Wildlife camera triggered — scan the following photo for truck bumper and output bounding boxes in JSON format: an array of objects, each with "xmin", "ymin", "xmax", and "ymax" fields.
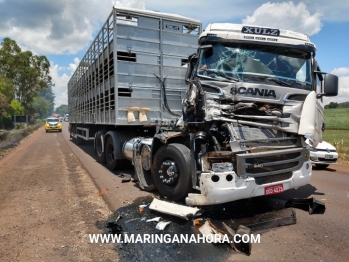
[{"xmin": 185, "ymin": 161, "xmax": 312, "ymax": 206}]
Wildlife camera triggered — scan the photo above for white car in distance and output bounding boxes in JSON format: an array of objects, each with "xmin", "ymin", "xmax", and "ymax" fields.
[{"xmin": 306, "ymin": 139, "xmax": 338, "ymax": 169}]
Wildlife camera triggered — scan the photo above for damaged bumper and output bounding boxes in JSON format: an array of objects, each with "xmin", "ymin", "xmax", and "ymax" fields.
[{"xmin": 186, "ymin": 161, "xmax": 312, "ymax": 206}]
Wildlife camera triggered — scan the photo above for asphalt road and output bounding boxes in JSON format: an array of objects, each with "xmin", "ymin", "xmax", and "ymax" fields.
[{"xmin": 2, "ymin": 122, "xmax": 348, "ymax": 261}]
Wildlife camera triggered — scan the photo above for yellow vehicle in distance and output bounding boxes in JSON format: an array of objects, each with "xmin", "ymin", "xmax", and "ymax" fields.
[{"xmin": 45, "ymin": 117, "xmax": 62, "ymax": 133}]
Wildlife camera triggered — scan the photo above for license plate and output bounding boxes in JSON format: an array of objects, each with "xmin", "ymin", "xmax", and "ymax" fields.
[
  {"xmin": 265, "ymin": 184, "xmax": 284, "ymax": 196},
  {"xmin": 325, "ymin": 154, "xmax": 333, "ymax": 159}
]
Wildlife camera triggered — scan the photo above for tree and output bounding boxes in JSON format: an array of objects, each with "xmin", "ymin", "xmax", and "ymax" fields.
[
  {"xmin": 328, "ymin": 102, "xmax": 339, "ymax": 109},
  {"xmin": 32, "ymin": 96, "xmax": 50, "ymax": 119},
  {"xmin": 0, "ymin": 76, "xmax": 15, "ymax": 117},
  {"xmin": 338, "ymin": 101, "xmax": 349, "ymax": 108},
  {"xmin": 55, "ymin": 104, "xmax": 68, "ymax": 116},
  {"xmin": 0, "ymin": 99, "xmax": 25, "ymax": 128},
  {"xmin": 0, "ymin": 38, "xmax": 53, "ymax": 111}
]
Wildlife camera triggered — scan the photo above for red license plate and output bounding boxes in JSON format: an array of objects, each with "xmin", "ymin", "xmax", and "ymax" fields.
[{"xmin": 264, "ymin": 184, "xmax": 284, "ymax": 195}]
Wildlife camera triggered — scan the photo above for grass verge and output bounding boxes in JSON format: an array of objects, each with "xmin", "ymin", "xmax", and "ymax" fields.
[
  {"xmin": 0, "ymin": 122, "xmax": 43, "ymax": 159},
  {"xmin": 323, "ymin": 129, "xmax": 349, "ymax": 165}
]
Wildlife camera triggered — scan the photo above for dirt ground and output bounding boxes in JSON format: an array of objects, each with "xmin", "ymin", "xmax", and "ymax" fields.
[{"xmin": 0, "ymin": 128, "xmax": 118, "ymax": 261}]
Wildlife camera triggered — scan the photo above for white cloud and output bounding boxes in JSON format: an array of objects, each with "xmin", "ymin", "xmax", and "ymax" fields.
[
  {"xmin": 331, "ymin": 67, "xmax": 349, "ymax": 77},
  {"xmin": 0, "ymin": 0, "xmax": 143, "ymax": 55},
  {"xmin": 49, "ymin": 64, "xmax": 68, "ymax": 108},
  {"xmin": 323, "ymin": 68, "xmax": 349, "ymax": 105},
  {"xmin": 242, "ymin": 2, "xmax": 322, "ymax": 36}
]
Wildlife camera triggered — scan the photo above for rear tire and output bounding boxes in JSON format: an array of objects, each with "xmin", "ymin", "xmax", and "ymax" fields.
[
  {"xmin": 105, "ymin": 136, "xmax": 126, "ymax": 171},
  {"xmin": 315, "ymin": 164, "xmax": 329, "ymax": 169},
  {"xmin": 151, "ymin": 143, "xmax": 192, "ymax": 201},
  {"xmin": 95, "ymin": 131, "xmax": 106, "ymax": 163}
]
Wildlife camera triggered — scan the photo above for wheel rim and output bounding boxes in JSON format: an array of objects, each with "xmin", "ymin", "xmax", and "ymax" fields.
[{"xmin": 158, "ymin": 159, "xmax": 179, "ymax": 187}]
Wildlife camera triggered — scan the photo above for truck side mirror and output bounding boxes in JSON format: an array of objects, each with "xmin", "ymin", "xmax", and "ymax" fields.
[
  {"xmin": 323, "ymin": 74, "xmax": 338, "ymax": 97},
  {"xmin": 185, "ymin": 54, "xmax": 198, "ymax": 84}
]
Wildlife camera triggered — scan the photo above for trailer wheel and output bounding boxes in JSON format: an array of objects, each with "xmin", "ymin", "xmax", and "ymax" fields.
[
  {"xmin": 95, "ymin": 131, "xmax": 106, "ymax": 163},
  {"xmin": 151, "ymin": 143, "xmax": 192, "ymax": 201},
  {"xmin": 105, "ymin": 136, "xmax": 125, "ymax": 171}
]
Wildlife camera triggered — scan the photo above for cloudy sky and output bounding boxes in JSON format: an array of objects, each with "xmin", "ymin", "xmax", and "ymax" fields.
[{"xmin": 0, "ymin": 0, "xmax": 348, "ymax": 107}]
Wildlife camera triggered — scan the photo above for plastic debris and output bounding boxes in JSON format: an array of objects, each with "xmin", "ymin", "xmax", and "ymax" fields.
[
  {"xmin": 222, "ymin": 222, "xmax": 252, "ymax": 256},
  {"xmin": 193, "ymin": 218, "xmax": 203, "ymax": 226},
  {"xmin": 156, "ymin": 221, "xmax": 171, "ymax": 230},
  {"xmin": 198, "ymin": 220, "xmax": 226, "ymax": 243},
  {"xmin": 146, "ymin": 217, "xmax": 161, "ymax": 222},
  {"xmin": 121, "ymin": 174, "xmax": 132, "ymax": 183},
  {"xmin": 149, "ymin": 198, "xmax": 202, "ymax": 220},
  {"xmin": 285, "ymin": 197, "xmax": 326, "ymax": 214}
]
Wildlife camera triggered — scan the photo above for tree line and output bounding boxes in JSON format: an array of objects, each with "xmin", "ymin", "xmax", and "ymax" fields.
[
  {"xmin": 325, "ymin": 102, "xmax": 349, "ymax": 109},
  {"xmin": 0, "ymin": 38, "xmax": 55, "ymax": 128}
]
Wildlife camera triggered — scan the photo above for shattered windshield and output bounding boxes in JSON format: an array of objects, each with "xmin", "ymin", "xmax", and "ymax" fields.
[{"xmin": 197, "ymin": 44, "xmax": 312, "ymax": 90}]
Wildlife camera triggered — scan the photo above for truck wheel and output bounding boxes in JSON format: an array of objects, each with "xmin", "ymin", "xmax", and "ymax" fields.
[
  {"xmin": 315, "ymin": 164, "xmax": 329, "ymax": 169},
  {"xmin": 151, "ymin": 144, "xmax": 192, "ymax": 201},
  {"xmin": 105, "ymin": 136, "xmax": 125, "ymax": 171},
  {"xmin": 95, "ymin": 131, "xmax": 106, "ymax": 163}
]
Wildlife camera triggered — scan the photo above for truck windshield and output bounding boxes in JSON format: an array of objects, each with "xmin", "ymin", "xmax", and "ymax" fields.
[{"xmin": 197, "ymin": 44, "xmax": 312, "ymax": 90}]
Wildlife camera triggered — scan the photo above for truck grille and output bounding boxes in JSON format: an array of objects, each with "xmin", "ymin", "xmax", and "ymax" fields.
[
  {"xmin": 236, "ymin": 148, "xmax": 305, "ymax": 179},
  {"xmin": 254, "ymin": 172, "xmax": 293, "ymax": 185}
]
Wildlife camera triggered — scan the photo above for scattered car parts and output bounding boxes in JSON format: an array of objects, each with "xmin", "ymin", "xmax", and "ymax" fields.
[
  {"xmin": 285, "ymin": 198, "xmax": 326, "ymax": 214},
  {"xmin": 149, "ymin": 198, "xmax": 202, "ymax": 220}
]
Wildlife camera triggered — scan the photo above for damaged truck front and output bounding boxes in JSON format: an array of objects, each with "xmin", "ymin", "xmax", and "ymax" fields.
[
  {"xmin": 181, "ymin": 24, "xmax": 338, "ymax": 205},
  {"xmin": 68, "ymin": 7, "xmax": 338, "ymax": 206}
]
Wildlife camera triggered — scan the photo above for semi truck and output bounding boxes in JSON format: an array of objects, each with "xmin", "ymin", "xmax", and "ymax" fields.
[{"xmin": 68, "ymin": 6, "xmax": 338, "ymax": 206}]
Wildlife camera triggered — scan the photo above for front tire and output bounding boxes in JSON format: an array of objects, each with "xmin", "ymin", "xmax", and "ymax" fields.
[{"xmin": 151, "ymin": 144, "xmax": 192, "ymax": 201}]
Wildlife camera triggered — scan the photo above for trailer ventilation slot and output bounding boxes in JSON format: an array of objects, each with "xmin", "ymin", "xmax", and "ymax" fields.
[
  {"xmin": 118, "ymin": 88, "xmax": 132, "ymax": 97},
  {"xmin": 116, "ymin": 15, "xmax": 139, "ymax": 26},
  {"xmin": 117, "ymin": 51, "xmax": 136, "ymax": 62}
]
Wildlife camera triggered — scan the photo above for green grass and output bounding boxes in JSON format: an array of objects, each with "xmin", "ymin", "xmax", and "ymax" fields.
[
  {"xmin": 324, "ymin": 108, "xmax": 349, "ymax": 130},
  {"xmin": 323, "ymin": 129, "xmax": 349, "ymax": 164}
]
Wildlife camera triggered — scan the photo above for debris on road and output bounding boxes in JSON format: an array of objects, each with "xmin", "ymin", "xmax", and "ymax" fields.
[
  {"xmin": 149, "ymin": 198, "xmax": 202, "ymax": 220},
  {"xmin": 146, "ymin": 217, "xmax": 161, "ymax": 222},
  {"xmin": 193, "ymin": 218, "xmax": 203, "ymax": 226},
  {"xmin": 222, "ymin": 222, "xmax": 252, "ymax": 256},
  {"xmin": 121, "ymin": 174, "xmax": 132, "ymax": 183},
  {"xmin": 155, "ymin": 221, "xmax": 171, "ymax": 230},
  {"xmin": 285, "ymin": 198, "xmax": 326, "ymax": 214},
  {"xmin": 198, "ymin": 220, "xmax": 226, "ymax": 243},
  {"xmin": 241, "ymin": 208, "xmax": 297, "ymax": 231},
  {"xmin": 139, "ymin": 204, "xmax": 148, "ymax": 213}
]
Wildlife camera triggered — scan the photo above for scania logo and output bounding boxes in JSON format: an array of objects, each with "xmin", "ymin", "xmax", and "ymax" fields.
[
  {"xmin": 230, "ymin": 87, "xmax": 276, "ymax": 98},
  {"xmin": 242, "ymin": 26, "xmax": 280, "ymax": 36}
]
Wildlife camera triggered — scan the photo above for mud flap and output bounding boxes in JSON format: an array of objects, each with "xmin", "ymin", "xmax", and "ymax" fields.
[
  {"xmin": 298, "ymin": 91, "xmax": 324, "ymax": 147},
  {"xmin": 285, "ymin": 198, "xmax": 326, "ymax": 214}
]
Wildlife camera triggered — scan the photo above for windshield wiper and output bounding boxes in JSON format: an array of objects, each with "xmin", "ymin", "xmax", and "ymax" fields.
[{"xmin": 201, "ymin": 69, "xmax": 239, "ymax": 82}]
